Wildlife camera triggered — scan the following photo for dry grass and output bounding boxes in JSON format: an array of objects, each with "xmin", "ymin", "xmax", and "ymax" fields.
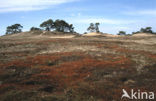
[{"xmin": 0, "ymin": 33, "xmax": 156, "ymax": 101}]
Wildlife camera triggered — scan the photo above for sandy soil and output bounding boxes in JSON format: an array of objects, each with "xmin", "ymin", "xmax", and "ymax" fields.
[
  {"xmin": 82, "ymin": 32, "xmax": 103, "ymax": 36},
  {"xmin": 132, "ymin": 33, "xmax": 155, "ymax": 37},
  {"xmin": 83, "ymin": 32, "xmax": 120, "ymax": 37}
]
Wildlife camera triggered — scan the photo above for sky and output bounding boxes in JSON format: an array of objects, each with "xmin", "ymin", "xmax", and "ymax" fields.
[{"xmin": 0, "ymin": 0, "xmax": 156, "ymax": 35}]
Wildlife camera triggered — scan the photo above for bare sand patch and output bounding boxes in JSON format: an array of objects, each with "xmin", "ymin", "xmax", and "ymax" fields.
[
  {"xmin": 132, "ymin": 33, "xmax": 155, "ymax": 37},
  {"xmin": 103, "ymin": 33, "xmax": 119, "ymax": 37},
  {"xmin": 82, "ymin": 32, "xmax": 120, "ymax": 37},
  {"xmin": 49, "ymin": 35, "xmax": 75, "ymax": 38},
  {"xmin": 82, "ymin": 32, "xmax": 103, "ymax": 36}
]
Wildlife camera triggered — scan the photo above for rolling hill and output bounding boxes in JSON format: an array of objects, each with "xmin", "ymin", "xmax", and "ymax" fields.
[{"xmin": 0, "ymin": 31, "xmax": 156, "ymax": 101}]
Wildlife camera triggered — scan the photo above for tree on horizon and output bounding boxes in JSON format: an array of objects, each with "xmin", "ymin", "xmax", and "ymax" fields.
[
  {"xmin": 40, "ymin": 19, "xmax": 54, "ymax": 31},
  {"xmin": 132, "ymin": 27, "xmax": 155, "ymax": 34},
  {"xmin": 30, "ymin": 27, "xmax": 41, "ymax": 31},
  {"xmin": 140, "ymin": 27, "xmax": 153, "ymax": 33},
  {"xmin": 95, "ymin": 22, "xmax": 100, "ymax": 33},
  {"xmin": 40, "ymin": 19, "xmax": 75, "ymax": 33},
  {"xmin": 87, "ymin": 23, "xmax": 95, "ymax": 32},
  {"xmin": 6, "ymin": 24, "xmax": 23, "ymax": 35},
  {"xmin": 54, "ymin": 19, "xmax": 74, "ymax": 32},
  {"xmin": 87, "ymin": 23, "xmax": 100, "ymax": 33},
  {"xmin": 118, "ymin": 31, "xmax": 126, "ymax": 35}
]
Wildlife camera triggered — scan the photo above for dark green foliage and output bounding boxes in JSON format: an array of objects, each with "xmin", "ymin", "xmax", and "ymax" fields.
[
  {"xmin": 30, "ymin": 27, "xmax": 41, "ymax": 31},
  {"xmin": 117, "ymin": 31, "xmax": 126, "ymax": 35},
  {"xmin": 132, "ymin": 31, "xmax": 140, "ymax": 34},
  {"xmin": 95, "ymin": 22, "xmax": 100, "ymax": 33},
  {"xmin": 132, "ymin": 27, "xmax": 155, "ymax": 34},
  {"xmin": 40, "ymin": 19, "xmax": 75, "ymax": 33},
  {"xmin": 68, "ymin": 24, "xmax": 74, "ymax": 33},
  {"xmin": 140, "ymin": 27, "xmax": 153, "ymax": 33},
  {"xmin": 6, "ymin": 24, "xmax": 23, "ymax": 35},
  {"xmin": 40, "ymin": 19, "xmax": 54, "ymax": 31},
  {"xmin": 87, "ymin": 23, "xmax": 95, "ymax": 32},
  {"xmin": 87, "ymin": 23, "xmax": 100, "ymax": 33},
  {"xmin": 54, "ymin": 19, "xmax": 74, "ymax": 32}
]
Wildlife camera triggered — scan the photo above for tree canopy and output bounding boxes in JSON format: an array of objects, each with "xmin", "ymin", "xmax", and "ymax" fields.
[
  {"xmin": 87, "ymin": 23, "xmax": 95, "ymax": 32},
  {"xmin": 140, "ymin": 27, "xmax": 153, "ymax": 33},
  {"xmin": 87, "ymin": 23, "xmax": 100, "ymax": 33},
  {"xmin": 30, "ymin": 27, "xmax": 41, "ymax": 31},
  {"xmin": 54, "ymin": 20, "xmax": 74, "ymax": 32},
  {"xmin": 6, "ymin": 24, "xmax": 23, "ymax": 34},
  {"xmin": 95, "ymin": 23, "xmax": 100, "ymax": 33},
  {"xmin": 132, "ymin": 27, "xmax": 155, "ymax": 34},
  {"xmin": 118, "ymin": 31, "xmax": 126, "ymax": 35},
  {"xmin": 40, "ymin": 19, "xmax": 74, "ymax": 33},
  {"xmin": 40, "ymin": 19, "xmax": 54, "ymax": 31}
]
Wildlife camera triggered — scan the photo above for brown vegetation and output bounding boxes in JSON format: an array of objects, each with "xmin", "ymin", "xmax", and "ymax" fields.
[{"xmin": 0, "ymin": 34, "xmax": 156, "ymax": 101}]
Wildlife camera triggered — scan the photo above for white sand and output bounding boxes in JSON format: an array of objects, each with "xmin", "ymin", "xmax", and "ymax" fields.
[
  {"xmin": 132, "ymin": 33, "xmax": 155, "ymax": 37},
  {"xmin": 83, "ymin": 32, "xmax": 120, "ymax": 37},
  {"xmin": 82, "ymin": 32, "xmax": 102, "ymax": 36}
]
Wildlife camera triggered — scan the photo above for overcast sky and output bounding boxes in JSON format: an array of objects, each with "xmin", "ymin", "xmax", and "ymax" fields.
[{"xmin": 0, "ymin": 0, "xmax": 156, "ymax": 35}]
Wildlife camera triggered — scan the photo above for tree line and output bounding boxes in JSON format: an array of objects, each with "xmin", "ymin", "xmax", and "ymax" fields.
[
  {"xmin": 5, "ymin": 19, "xmax": 74, "ymax": 34},
  {"xmin": 5, "ymin": 19, "xmax": 156, "ymax": 35},
  {"xmin": 117, "ymin": 27, "xmax": 156, "ymax": 35}
]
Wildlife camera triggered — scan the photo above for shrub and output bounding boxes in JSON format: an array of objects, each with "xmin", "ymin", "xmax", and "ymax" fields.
[{"xmin": 117, "ymin": 31, "xmax": 126, "ymax": 35}]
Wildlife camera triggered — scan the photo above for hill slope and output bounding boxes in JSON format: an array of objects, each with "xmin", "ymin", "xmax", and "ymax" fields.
[{"xmin": 0, "ymin": 32, "xmax": 156, "ymax": 101}]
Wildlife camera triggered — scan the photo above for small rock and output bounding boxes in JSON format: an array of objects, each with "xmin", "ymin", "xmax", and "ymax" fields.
[{"xmin": 124, "ymin": 79, "xmax": 135, "ymax": 85}]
